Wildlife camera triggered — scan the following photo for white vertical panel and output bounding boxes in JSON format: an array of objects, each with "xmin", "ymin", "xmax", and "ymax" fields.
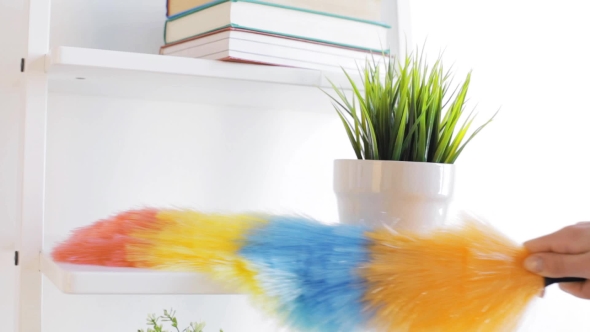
[
  {"xmin": 15, "ymin": 77, "xmax": 48, "ymax": 332},
  {"xmin": 1, "ymin": 0, "xmax": 26, "ymax": 330},
  {"xmin": 383, "ymin": 0, "xmax": 413, "ymax": 57},
  {"xmin": 15, "ymin": 0, "xmax": 50, "ymax": 330}
]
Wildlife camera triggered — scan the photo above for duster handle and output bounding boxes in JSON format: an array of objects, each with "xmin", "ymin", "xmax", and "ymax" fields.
[{"xmin": 544, "ymin": 277, "xmax": 586, "ymax": 287}]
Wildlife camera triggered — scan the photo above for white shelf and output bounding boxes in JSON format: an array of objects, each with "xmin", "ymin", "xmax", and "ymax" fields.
[
  {"xmin": 40, "ymin": 253, "xmax": 241, "ymax": 295},
  {"xmin": 45, "ymin": 46, "xmax": 358, "ymax": 109}
]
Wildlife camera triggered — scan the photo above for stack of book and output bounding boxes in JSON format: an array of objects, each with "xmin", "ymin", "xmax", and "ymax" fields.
[{"xmin": 159, "ymin": 0, "xmax": 390, "ymax": 72}]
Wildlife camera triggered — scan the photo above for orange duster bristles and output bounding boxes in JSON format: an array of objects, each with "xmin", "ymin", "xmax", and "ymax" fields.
[
  {"xmin": 51, "ymin": 208, "xmax": 162, "ymax": 267},
  {"xmin": 362, "ymin": 214, "xmax": 544, "ymax": 332}
]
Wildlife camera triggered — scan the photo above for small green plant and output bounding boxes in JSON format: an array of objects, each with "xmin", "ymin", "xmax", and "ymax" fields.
[
  {"xmin": 138, "ymin": 308, "xmax": 223, "ymax": 332},
  {"xmin": 325, "ymin": 47, "xmax": 497, "ymax": 163}
]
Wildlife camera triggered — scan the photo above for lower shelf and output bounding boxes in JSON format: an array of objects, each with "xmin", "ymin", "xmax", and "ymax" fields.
[{"xmin": 40, "ymin": 253, "xmax": 241, "ymax": 294}]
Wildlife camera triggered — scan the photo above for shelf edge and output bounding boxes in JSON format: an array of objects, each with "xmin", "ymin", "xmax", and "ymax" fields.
[
  {"xmin": 47, "ymin": 46, "xmax": 324, "ymax": 87},
  {"xmin": 40, "ymin": 253, "xmax": 243, "ymax": 295}
]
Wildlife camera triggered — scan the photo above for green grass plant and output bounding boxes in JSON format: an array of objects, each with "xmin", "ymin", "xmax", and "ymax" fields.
[
  {"xmin": 325, "ymin": 48, "xmax": 497, "ymax": 163},
  {"xmin": 138, "ymin": 308, "xmax": 223, "ymax": 332}
]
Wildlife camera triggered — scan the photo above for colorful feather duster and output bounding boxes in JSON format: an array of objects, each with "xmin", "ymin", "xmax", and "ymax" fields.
[{"xmin": 52, "ymin": 208, "xmax": 548, "ymax": 332}]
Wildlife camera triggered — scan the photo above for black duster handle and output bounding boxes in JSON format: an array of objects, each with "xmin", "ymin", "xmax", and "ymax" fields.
[{"xmin": 544, "ymin": 277, "xmax": 586, "ymax": 287}]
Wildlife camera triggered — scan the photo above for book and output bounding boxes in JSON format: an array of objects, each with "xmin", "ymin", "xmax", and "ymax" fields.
[
  {"xmin": 160, "ymin": 27, "xmax": 387, "ymax": 72},
  {"xmin": 202, "ymin": 52, "xmax": 358, "ymax": 72},
  {"xmin": 166, "ymin": 0, "xmax": 383, "ymax": 22},
  {"xmin": 164, "ymin": 0, "xmax": 390, "ymax": 53}
]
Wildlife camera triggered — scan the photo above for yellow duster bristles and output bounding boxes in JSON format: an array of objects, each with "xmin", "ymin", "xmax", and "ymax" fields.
[
  {"xmin": 362, "ymin": 215, "xmax": 544, "ymax": 332},
  {"xmin": 125, "ymin": 209, "xmax": 268, "ymax": 296}
]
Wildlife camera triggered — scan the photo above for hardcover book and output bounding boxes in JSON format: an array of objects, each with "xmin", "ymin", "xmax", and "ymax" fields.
[
  {"xmin": 160, "ymin": 27, "xmax": 388, "ymax": 72},
  {"xmin": 166, "ymin": 0, "xmax": 383, "ymax": 22},
  {"xmin": 164, "ymin": 0, "xmax": 390, "ymax": 53}
]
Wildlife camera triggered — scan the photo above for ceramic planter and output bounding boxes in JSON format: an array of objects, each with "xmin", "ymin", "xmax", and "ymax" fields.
[{"xmin": 333, "ymin": 159, "xmax": 455, "ymax": 233}]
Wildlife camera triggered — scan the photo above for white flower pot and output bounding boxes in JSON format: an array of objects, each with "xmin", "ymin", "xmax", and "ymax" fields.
[{"xmin": 333, "ymin": 159, "xmax": 455, "ymax": 233}]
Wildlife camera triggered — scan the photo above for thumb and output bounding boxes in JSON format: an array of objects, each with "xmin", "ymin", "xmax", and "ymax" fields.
[{"xmin": 524, "ymin": 252, "xmax": 590, "ymax": 278}]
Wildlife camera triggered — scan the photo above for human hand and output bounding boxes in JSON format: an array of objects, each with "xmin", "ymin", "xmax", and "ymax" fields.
[{"xmin": 524, "ymin": 222, "xmax": 590, "ymax": 299}]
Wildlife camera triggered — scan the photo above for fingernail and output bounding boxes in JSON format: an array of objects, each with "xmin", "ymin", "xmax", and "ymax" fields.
[{"xmin": 525, "ymin": 256, "xmax": 543, "ymax": 273}]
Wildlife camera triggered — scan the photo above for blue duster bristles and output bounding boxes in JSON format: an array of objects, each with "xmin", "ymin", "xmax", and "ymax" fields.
[{"xmin": 239, "ymin": 215, "xmax": 372, "ymax": 331}]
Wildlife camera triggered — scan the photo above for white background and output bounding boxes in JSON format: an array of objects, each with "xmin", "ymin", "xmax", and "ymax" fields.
[{"xmin": 2, "ymin": 0, "xmax": 590, "ymax": 331}]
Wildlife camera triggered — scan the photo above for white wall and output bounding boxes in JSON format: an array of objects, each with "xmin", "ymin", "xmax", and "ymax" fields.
[
  {"xmin": 409, "ymin": 0, "xmax": 590, "ymax": 330},
  {"xmin": 3, "ymin": 0, "xmax": 590, "ymax": 331}
]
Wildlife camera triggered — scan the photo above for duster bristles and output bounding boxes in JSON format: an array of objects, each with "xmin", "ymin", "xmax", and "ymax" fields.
[
  {"xmin": 363, "ymin": 217, "xmax": 544, "ymax": 332},
  {"xmin": 239, "ymin": 216, "xmax": 372, "ymax": 331},
  {"xmin": 52, "ymin": 209, "xmax": 546, "ymax": 332},
  {"xmin": 51, "ymin": 208, "xmax": 161, "ymax": 267}
]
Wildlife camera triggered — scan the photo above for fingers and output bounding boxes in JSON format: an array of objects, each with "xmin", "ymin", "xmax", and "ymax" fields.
[
  {"xmin": 559, "ymin": 281, "xmax": 590, "ymax": 300},
  {"xmin": 524, "ymin": 223, "xmax": 590, "ymax": 299},
  {"xmin": 524, "ymin": 223, "xmax": 590, "ymax": 254},
  {"xmin": 524, "ymin": 252, "xmax": 590, "ymax": 278}
]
